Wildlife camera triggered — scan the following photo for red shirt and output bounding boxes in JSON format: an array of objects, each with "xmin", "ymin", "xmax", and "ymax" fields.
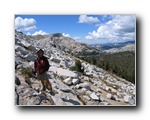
[{"xmin": 34, "ymin": 56, "xmax": 50, "ymax": 74}]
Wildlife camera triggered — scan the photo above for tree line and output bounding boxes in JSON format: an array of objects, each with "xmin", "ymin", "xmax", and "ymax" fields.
[{"xmin": 79, "ymin": 51, "xmax": 135, "ymax": 84}]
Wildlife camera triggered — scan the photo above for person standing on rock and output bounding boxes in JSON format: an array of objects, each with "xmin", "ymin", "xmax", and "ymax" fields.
[{"xmin": 34, "ymin": 49, "xmax": 52, "ymax": 92}]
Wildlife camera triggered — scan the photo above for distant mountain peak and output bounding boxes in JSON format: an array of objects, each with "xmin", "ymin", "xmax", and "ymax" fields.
[
  {"xmin": 91, "ymin": 40, "xmax": 135, "ymax": 53},
  {"xmin": 52, "ymin": 33, "xmax": 63, "ymax": 37}
]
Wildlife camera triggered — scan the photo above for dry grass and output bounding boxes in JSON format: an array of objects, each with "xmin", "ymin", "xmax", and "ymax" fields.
[{"xmin": 20, "ymin": 67, "xmax": 32, "ymax": 77}]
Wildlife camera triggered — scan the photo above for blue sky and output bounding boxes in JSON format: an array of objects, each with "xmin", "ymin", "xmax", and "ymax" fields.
[{"xmin": 15, "ymin": 15, "xmax": 135, "ymax": 44}]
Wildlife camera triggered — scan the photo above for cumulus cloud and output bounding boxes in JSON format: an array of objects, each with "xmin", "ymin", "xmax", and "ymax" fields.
[
  {"xmin": 85, "ymin": 15, "xmax": 135, "ymax": 41},
  {"xmin": 62, "ymin": 33, "xmax": 70, "ymax": 37},
  {"xmin": 15, "ymin": 17, "xmax": 37, "ymax": 31},
  {"xmin": 32, "ymin": 30, "xmax": 48, "ymax": 36},
  {"xmin": 74, "ymin": 36, "xmax": 81, "ymax": 40},
  {"xmin": 78, "ymin": 15, "xmax": 100, "ymax": 24},
  {"xmin": 26, "ymin": 32, "xmax": 31, "ymax": 35}
]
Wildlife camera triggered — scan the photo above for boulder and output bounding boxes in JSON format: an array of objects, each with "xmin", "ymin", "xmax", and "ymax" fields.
[
  {"xmin": 24, "ymin": 54, "xmax": 36, "ymax": 61},
  {"xmin": 28, "ymin": 45, "xmax": 36, "ymax": 52},
  {"xmin": 90, "ymin": 92, "xmax": 100, "ymax": 101},
  {"xmin": 50, "ymin": 56, "xmax": 61, "ymax": 63},
  {"xmin": 99, "ymin": 74, "xmax": 105, "ymax": 80},
  {"xmin": 63, "ymin": 77, "xmax": 72, "ymax": 85},
  {"xmin": 20, "ymin": 40, "xmax": 30, "ymax": 47},
  {"xmin": 83, "ymin": 95, "xmax": 91, "ymax": 101},
  {"xmin": 106, "ymin": 93, "xmax": 117, "ymax": 101},
  {"xmin": 60, "ymin": 87, "xmax": 72, "ymax": 92},
  {"xmin": 78, "ymin": 82, "xmax": 91, "ymax": 90},
  {"xmin": 105, "ymin": 86, "xmax": 111, "ymax": 91},
  {"xmin": 51, "ymin": 94, "xmax": 65, "ymax": 105},
  {"xmin": 15, "ymin": 45, "xmax": 29, "ymax": 55},
  {"xmin": 85, "ymin": 72, "xmax": 93, "ymax": 77},
  {"xmin": 72, "ymin": 78, "xmax": 80, "ymax": 85},
  {"xmin": 124, "ymin": 95, "xmax": 135, "ymax": 105},
  {"xmin": 59, "ymin": 60, "xmax": 69, "ymax": 69},
  {"xmin": 29, "ymin": 61, "xmax": 34, "ymax": 69},
  {"xmin": 56, "ymin": 68, "xmax": 78, "ymax": 78},
  {"xmin": 59, "ymin": 90, "xmax": 83, "ymax": 105},
  {"xmin": 107, "ymin": 93, "xmax": 112, "ymax": 99}
]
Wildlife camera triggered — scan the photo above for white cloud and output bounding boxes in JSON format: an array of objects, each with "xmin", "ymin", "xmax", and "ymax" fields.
[
  {"xmin": 62, "ymin": 33, "xmax": 70, "ymax": 37},
  {"xmin": 32, "ymin": 30, "xmax": 48, "ymax": 36},
  {"xmin": 74, "ymin": 36, "xmax": 81, "ymax": 40},
  {"xmin": 78, "ymin": 15, "xmax": 100, "ymax": 24},
  {"xmin": 85, "ymin": 15, "xmax": 135, "ymax": 42},
  {"xmin": 26, "ymin": 32, "xmax": 31, "ymax": 35},
  {"xmin": 15, "ymin": 17, "xmax": 37, "ymax": 31},
  {"xmin": 85, "ymin": 35, "xmax": 93, "ymax": 40}
]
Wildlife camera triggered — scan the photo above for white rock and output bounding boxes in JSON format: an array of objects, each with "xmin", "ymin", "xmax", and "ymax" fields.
[
  {"xmin": 86, "ymin": 90, "xmax": 93, "ymax": 95},
  {"xmin": 60, "ymin": 92, "xmax": 82, "ymax": 105},
  {"xmin": 24, "ymin": 54, "xmax": 36, "ymax": 61},
  {"xmin": 95, "ymin": 67, "xmax": 100, "ymax": 72},
  {"xmin": 113, "ymin": 95, "xmax": 118, "ymax": 101},
  {"xmin": 111, "ymin": 88, "xmax": 117, "ymax": 93},
  {"xmin": 90, "ymin": 92, "xmax": 99, "ymax": 100},
  {"xmin": 105, "ymin": 86, "xmax": 111, "ymax": 91},
  {"xmin": 63, "ymin": 77, "xmax": 72, "ymax": 85},
  {"xmin": 60, "ymin": 87, "xmax": 71, "ymax": 92},
  {"xmin": 15, "ymin": 45, "xmax": 29, "ymax": 55},
  {"xmin": 83, "ymin": 76, "xmax": 90, "ymax": 81},
  {"xmin": 97, "ymin": 81, "xmax": 103, "ymax": 87},
  {"xmin": 100, "ymin": 102, "xmax": 110, "ymax": 105},
  {"xmin": 74, "ymin": 84, "xmax": 80, "ymax": 89},
  {"xmin": 29, "ymin": 61, "xmax": 34, "ymax": 69},
  {"xmin": 106, "ymin": 93, "xmax": 116, "ymax": 101},
  {"xmin": 72, "ymin": 78, "xmax": 80, "ymax": 85},
  {"xmin": 21, "ymin": 40, "xmax": 31, "ymax": 47},
  {"xmin": 28, "ymin": 45, "xmax": 36, "ymax": 52},
  {"xmin": 107, "ymin": 93, "xmax": 112, "ymax": 99},
  {"xmin": 85, "ymin": 72, "xmax": 93, "ymax": 77},
  {"xmin": 51, "ymin": 94, "xmax": 65, "ymax": 105},
  {"xmin": 117, "ymin": 92, "xmax": 122, "ymax": 98},
  {"xmin": 59, "ymin": 60, "xmax": 69, "ymax": 69},
  {"xmin": 124, "ymin": 95, "xmax": 135, "ymax": 105},
  {"xmin": 56, "ymin": 68, "xmax": 78, "ymax": 78},
  {"xmin": 27, "ymin": 96, "xmax": 41, "ymax": 105},
  {"xmin": 99, "ymin": 74, "xmax": 105, "ymax": 80},
  {"xmin": 83, "ymin": 95, "xmax": 91, "ymax": 101},
  {"xmin": 78, "ymin": 82, "xmax": 91, "ymax": 90},
  {"xmin": 50, "ymin": 56, "xmax": 61, "ymax": 63}
]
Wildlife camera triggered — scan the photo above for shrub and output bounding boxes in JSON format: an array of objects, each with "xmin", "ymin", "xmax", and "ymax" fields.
[
  {"xmin": 70, "ymin": 60, "xmax": 84, "ymax": 73},
  {"xmin": 20, "ymin": 67, "xmax": 32, "ymax": 77}
]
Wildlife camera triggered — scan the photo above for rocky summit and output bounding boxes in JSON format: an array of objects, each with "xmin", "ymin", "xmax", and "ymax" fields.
[{"xmin": 15, "ymin": 31, "xmax": 136, "ymax": 106}]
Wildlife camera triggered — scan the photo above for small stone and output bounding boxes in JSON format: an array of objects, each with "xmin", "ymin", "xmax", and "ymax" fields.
[{"xmin": 90, "ymin": 92, "xmax": 99, "ymax": 101}]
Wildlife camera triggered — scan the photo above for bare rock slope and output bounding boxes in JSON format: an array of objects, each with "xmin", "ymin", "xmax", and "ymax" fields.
[{"xmin": 15, "ymin": 31, "xmax": 135, "ymax": 106}]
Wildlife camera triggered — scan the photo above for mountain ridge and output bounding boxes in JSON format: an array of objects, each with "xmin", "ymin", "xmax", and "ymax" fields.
[
  {"xmin": 20, "ymin": 31, "xmax": 101, "ymax": 56},
  {"xmin": 91, "ymin": 40, "xmax": 135, "ymax": 53}
]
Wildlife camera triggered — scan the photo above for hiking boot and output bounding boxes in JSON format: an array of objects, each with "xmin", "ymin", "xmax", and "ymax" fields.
[
  {"xmin": 50, "ymin": 87, "xmax": 52, "ymax": 92},
  {"xmin": 42, "ymin": 86, "xmax": 46, "ymax": 91},
  {"xmin": 49, "ymin": 90, "xmax": 55, "ymax": 96}
]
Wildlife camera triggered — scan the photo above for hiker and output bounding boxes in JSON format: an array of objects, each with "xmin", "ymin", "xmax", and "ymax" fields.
[{"xmin": 34, "ymin": 49, "xmax": 52, "ymax": 91}]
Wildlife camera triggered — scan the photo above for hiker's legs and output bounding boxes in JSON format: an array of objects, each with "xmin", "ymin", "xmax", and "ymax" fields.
[
  {"xmin": 41, "ymin": 79, "xmax": 52, "ymax": 91},
  {"xmin": 41, "ymin": 80, "xmax": 46, "ymax": 91},
  {"xmin": 37, "ymin": 72, "xmax": 47, "ymax": 91},
  {"xmin": 37, "ymin": 72, "xmax": 52, "ymax": 91},
  {"xmin": 46, "ymin": 80, "xmax": 52, "ymax": 91}
]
